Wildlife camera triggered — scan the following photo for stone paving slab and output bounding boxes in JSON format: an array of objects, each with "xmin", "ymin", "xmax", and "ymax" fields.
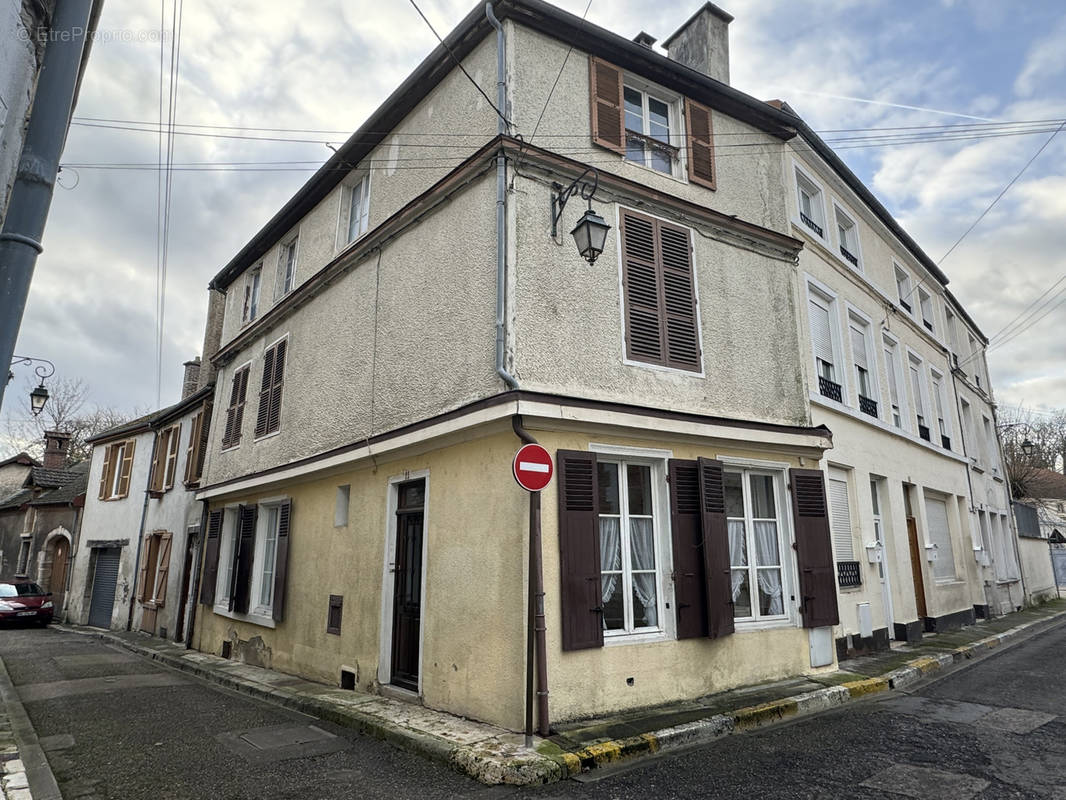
[{"xmin": 54, "ymin": 599, "xmax": 1066, "ymax": 786}]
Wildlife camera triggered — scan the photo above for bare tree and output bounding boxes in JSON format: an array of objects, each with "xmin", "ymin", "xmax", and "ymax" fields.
[
  {"xmin": 999, "ymin": 406, "xmax": 1066, "ymax": 499},
  {"xmin": 2, "ymin": 376, "xmax": 143, "ymax": 464}
]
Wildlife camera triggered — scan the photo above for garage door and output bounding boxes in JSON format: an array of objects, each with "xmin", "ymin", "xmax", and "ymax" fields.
[{"xmin": 87, "ymin": 548, "xmax": 121, "ymax": 628}]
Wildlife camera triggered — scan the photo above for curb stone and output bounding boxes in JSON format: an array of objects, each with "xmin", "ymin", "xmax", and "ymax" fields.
[{"xmin": 55, "ymin": 608, "xmax": 1066, "ymax": 786}]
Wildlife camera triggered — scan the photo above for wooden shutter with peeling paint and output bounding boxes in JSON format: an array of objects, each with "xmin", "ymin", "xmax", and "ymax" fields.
[
  {"xmin": 98, "ymin": 444, "xmax": 113, "ymax": 500},
  {"xmin": 136, "ymin": 532, "xmax": 151, "ymax": 602},
  {"xmin": 117, "ymin": 440, "xmax": 136, "ymax": 498},
  {"xmin": 789, "ymin": 468, "xmax": 840, "ymax": 628},
  {"xmin": 685, "ymin": 98, "xmax": 716, "ymax": 189},
  {"xmin": 557, "ymin": 450, "xmax": 604, "ymax": 651},
  {"xmin": 589, "ymin": 57, "xmax": 625, "ymax": 155},
  {"xmin": 200, "ymin": 510, "xmax": 223, "ymax": 605}
]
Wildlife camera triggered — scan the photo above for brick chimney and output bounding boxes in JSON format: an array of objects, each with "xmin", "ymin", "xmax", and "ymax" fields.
[
  {"xmin": 182, "ymin": 356, "xmax": 201, "ymax": 400},
  {"xmin": 43, "ymin": 431, "xmax": 72, "ymax": 469},
  {"xmin": 663, "ymin": 2, "xmax": 733, "ymax": 84}
]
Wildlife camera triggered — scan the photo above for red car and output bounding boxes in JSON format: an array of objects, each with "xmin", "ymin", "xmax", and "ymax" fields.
[{"xmin": 0, "ymin": 582, "xmax": 54, "ymax": 626}]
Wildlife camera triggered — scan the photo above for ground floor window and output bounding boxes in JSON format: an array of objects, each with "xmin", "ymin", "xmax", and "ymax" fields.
[
  {"xmin": 597, "ymin": 459, "xmax": 665, "ymax": 635},
  {"xmin": 137, "ymin": 531, "xmax": 172, "ymax": 605},
  {"xmin": 15, "ymin": 536, "xmax": 32, "ymax": 576},
  {"xmin": 212, "ymin": 499, "xmax": 290, "ymax": 623},
  {"xmin": 725, "ymin": 469, "xmax": 789, "ymax": 622}
]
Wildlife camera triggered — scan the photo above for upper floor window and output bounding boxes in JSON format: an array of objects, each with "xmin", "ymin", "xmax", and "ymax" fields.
[
  {"xmin": 619, "ymin": 210, "xmax": 701, "ymax": 373},
  {"xmin": 795, "ymin": 170, "xmax": 826, "ymax": 239},
  {"xmin": 241, "ymin": 266, "xmax": 261, "ymax": 325},
  {"xmin": 149, "ymin": 423, "xmax": 181, "ymax": 493},
  {"xmin": 834, "ymin": 205, "xmax": 860, "ymax": 269},
  {"xmin": 808, "ymin": 286, "xmax": 842, "ymax": 402},
  {"xmin": 254, "ymin": 337, "xmax": 288, "ymax": 439},
  {"xmin": 589, "ymin": 57, "xmax": 714, "ymax": 188},
  {"xmin": 275, "ymin": 236, "xmax": 298, "ymax": 300},
  {"xmin": 909, "ymin": 355, "xmax": 930, "ymax": 441},
  {"xmin": 848, "ymin": 316, "xmax": 877, "ymax": 417},
  {"xmin": 347, "ymin": 173, "xmax": 370, "ymax": 243},
  {"xmin": 883, "ymin": 335, "xmax": 905, "ymax": 428},
  {"xmin": 918, "ymin": 288, "xmax": 935, "ymax": 334},
  {"xmin": 931, "ymin": 371, "xmax": 951, "ymax": 450},
  {"xmin": 184, "ymin": 402, "xmax": 210, "ymax": 486},
  {"xmin": 894, "ymin": 265, "xmax": 912, "ymax": 313},
  {"xmin": 222, "ymin": 365, "xmax": 250, "ymax": 450},
  {"xmin": 98, "ymin": 439, "xmax": 136, "ymax": 501}
]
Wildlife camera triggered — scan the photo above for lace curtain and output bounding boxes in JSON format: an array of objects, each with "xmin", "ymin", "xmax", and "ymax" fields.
[
  {"xmin": 754, "ymin": 521, "xmax": 783, "ymax": 615},
  {"xmin": 630, "ymin": 518, "xmax": 657, "ymax": 627}
]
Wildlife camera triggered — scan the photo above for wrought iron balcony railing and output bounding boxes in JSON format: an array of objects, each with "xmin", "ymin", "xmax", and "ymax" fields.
[
  {"xmin": 818, "ymin": 375, "xmax": 842, "ymax": 402},
  {"xmin": 800, "ymin": 212, "xmax": 823, "ymax": 238},
  {"xmin": 858, "ymin": 395, "xmax": 878, "ymax": 417}
]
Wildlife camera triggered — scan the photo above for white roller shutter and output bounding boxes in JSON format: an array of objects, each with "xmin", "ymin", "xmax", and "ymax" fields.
[
  {"xmin": 809, "ymin": 296, "xmax": 834, "ymax": 374},
  {"xmin": 828, "ymin": 477, "xmax": 855, "ymax": 560},
  {"xmin": 924, "ymin": 497, "xmax": 955, "ymax": 579},
  {"xmin": 850, "ymin": 325, "xmax": 868, "ymax": 371}
]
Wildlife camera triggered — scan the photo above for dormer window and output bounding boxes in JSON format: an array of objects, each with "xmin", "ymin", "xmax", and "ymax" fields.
[
  {"xmin": 275, "ymin": 236, "xmax": 298, "ymax": 300},
  {"xmin": 895, "ymin": 266, "xmax": 912, "ymax": 313},
  {"xmin": 241, "ymin": 266, "xmax": 261, "ymax": 325},
  {"xmin": 795, "ymin": 169, "xmax": 825, "ymax": 238},
  {"xmin": 624, "ymin": 85, "xmax": 678, "ymax": 176},
  {"xmin": 918, "ymin": 288, "xmax": 935, "ymax": 334}
]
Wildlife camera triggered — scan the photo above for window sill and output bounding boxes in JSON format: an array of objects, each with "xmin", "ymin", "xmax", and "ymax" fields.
[
  {"xmin": 220, "ymin": 444, "xmax": 242, "ymax": 454},
  {"xmin": 791, "ymin": 217, "xmax": 830, "ymax": 249},
  {"xmin": 620, "ymin": 155, "xmax": 688, "ymax": 186},
  {"xmin": 253, "ymin": 429, "xmax": 283, "ymax": 444},
  {"xmin": 734, "ymin": 616, "xmax": 794, "ymax": 632},
  {"xmin": 604, "ymin": 629, "xmax": 669, "ymax": 647},
  {"xmin": 212, "ymin": 604, "xmax": 276, "ymax": 629},
  {"xmin": 933, "ymin": 578, "xmax": 963, "ymax": 586},
  {"xmin": 622, "ymin": 356, "xmax": 705, "ymax": 379}
]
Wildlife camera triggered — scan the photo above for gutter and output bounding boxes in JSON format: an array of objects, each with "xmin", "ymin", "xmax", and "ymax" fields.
[{"xmin": 487, "ymin": 3, "xmax": 519, "ymax": 390}]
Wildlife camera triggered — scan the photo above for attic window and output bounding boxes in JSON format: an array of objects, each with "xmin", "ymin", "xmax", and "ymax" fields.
[{"xmin": 624, "ymin": 84, "xmax": 681, "ymax": 176}]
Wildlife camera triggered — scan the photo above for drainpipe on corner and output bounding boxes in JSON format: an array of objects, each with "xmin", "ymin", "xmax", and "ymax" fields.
[
  {"xmin": 513, "ymin": 414, "xmax": 549, "ymax": 740},
  {"xmin": 126, "ymin": 434, "xmax": 160, "ymax": 631},
  {"xmin": 486, "ymin": 2, "xmax": 518, "ymax": 391}
]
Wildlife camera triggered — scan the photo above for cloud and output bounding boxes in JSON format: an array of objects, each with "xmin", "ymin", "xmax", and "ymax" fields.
[{"xmin": 1015, "ymin": 16, "xmax": 1066, "ymax": 96}]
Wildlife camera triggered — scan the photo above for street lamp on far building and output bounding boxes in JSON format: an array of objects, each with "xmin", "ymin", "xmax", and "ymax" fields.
[{"xmin": 8, "ymin": 355, "xmax": 55, "ymax": 416}]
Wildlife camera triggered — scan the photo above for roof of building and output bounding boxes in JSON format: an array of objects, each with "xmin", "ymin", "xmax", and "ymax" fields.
[
  {"xmin": 0, "ymin": 461, "xmax": 88, "ymax": 511},
  {"xmin": 87, "ymin": 384, "xmax": 213, "ymax": 446},
  {"xmin": 1025, "ymin": 468, "xmax": 1066, "ymax": 501},
  {"xmin": 0, "ymin": 453, "xmax": 39, "ymax": 469}
]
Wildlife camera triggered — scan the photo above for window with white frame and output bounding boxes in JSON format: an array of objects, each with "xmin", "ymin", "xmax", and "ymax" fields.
[
  {"xmin": 253, "ymin": 503, "xmax": 283, "ymax": 615},
  {"xmin": 835, "ymin": 206, "xmax": 860, "ymax": 268},
  {"xmin": 15, "ymin": 536, "xmax": 31, "ymax": 576},
  {"xmin": 597, "ymin": 459, "xmax": 665, "ymax": 635},
  {"xmin": 623, "ymin": 81, "xmax": 682, "ymax": 177},
  {"xmin": 945, "ymin": 307, "xmax": 960, "ymax": 360},
  {"xmin": 241, "ymin": 266, "xmax": 262, "ymax": 325},
  {"xmin": 215, "ymin": 508, "xmax": 236, "ymax": 607},
  {"xmin": 346, "ymin": 173, "xmax": 370, "ymax": 243},
  {"xmin": 909, "ymin": 355, "xmax": 930, "ymax": 440},
  {"xmin": 961, "ymin": 399, "xmax": 976, "ymax": 461},
  {"xmin": 870, "ymin": 478, "xmax": 886, "ymax": 580},
  {"xmin": 828, "ymin": 470, "xmax": 859, "ymax": 587},
  {"xmin": 808, "ymin": 286, "xmax": 842, "ymax": 402},
  {"xmin": 849, "ymin": 316, "xmax": 877, "ymax": 417},
  {"xmin": 724, "ymin": 468, "xmax": 789, "ymax": 621},
  {"xmin": 924, "ymin": 495, "xmax": 956, "ymax": 580},
  {"xmin": 795, "ymin": 169, "xmax": 826, "ymax": 238},
  {"xmin": 918, "ymin": 288, "xmax": 935, "ymax": 334},
  {"xmin": 214, "ymin": 503, "xmax": 285, "ymax": 620},
  {"xmin": 275, "ymin": 236, "xmax": 298, "ymax": 300},
  {"xmin": 931, "ymin": 371, "xmax": 950, "ymax": 449},
  {"xmin": 895, "ymin": 266, "xmax": 912, "ymax": 313},
  {"xmin": 883, "ymin": 335, "xmax": 905, "ymax": 428}
]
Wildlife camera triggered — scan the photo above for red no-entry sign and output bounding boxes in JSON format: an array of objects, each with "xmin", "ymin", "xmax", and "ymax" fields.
[{"xmin": 513, "ymin": 444, "xmax": 554, "ymax": 492}]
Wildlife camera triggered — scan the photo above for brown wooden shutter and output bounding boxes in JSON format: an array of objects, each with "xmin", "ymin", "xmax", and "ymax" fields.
[
  {"xmin": 267, "ymin": 339, "xmax": 286, "ymax": 435},
  {"xmin": 195, "ymin": 402, "xmax": 212, "ymax": 480},
  {"xmin": 589, "ymin": 57, "xmax": 625, "ymax": 155},
  {"xmin": 149, "ymin": 435, "xmax": 163, "ymax": 492},
  {"xmin": 621, "ymin": 210, "xmax": 664, "ymax": 364},
  {"xmin": 326, "ymin": 593, "xmax": 342, "ymax": 634},
  {"xmin": 164, "ymin": 425, "xmax": 180, "ymax": 489},
  {"xmin": 698, "ymin": 457, "xmax": 734, "ymax": 638},
  {"xmin": 184, "ymin": 411, "xmax": 202, "ymax": 484},
  {"xmin": 136, "ymin": 531, "xmax": 151, "ymax": 601},
  {"xmin": 685, "ymin": 98, "xmax": 716, "ymax": 190},
  {"xmin": 254, "ymin": 346, "xmax": 276, "ymax": 437},
  {"xmin": 154, "ymin": 532, "xmax": 173, "ymax": 605},
  {"xmin": 98, "ymin": 444, "xmax": 113, "ymax": 500},
  {"xmin": 223, "ymin": 368, "xmax": 249, "ymax": 448},
  {"xmin": 621, "ymin": 210, "xmax": 701, "ymax": 372},
  {"xmin": 660, "ymin": 222, "xmax": 700, "ymax": 371},
  {"xmin": 200, "ymin": 509, "xmax": 223, "ymax": 605},
  {"xmin": 789, "ymin": 468, "xmax": 840, "ymax": 628},
  {"xmin": 117, "ymin": 440, "xmax": 136, "ymax": 498},
  {"xmin": 557, "ymin": 449, "xmax": 603, "ymax": 651},
  {"xmin": 668, "ymin": 459, "xmax": 707, "ymax": 639},
  {"xmin": 272, "ymin": 499, "xmax": 291, "ymax": 621},
  {"xmin": 231, "ymin": 504, "xmax": 258, "ymax": 613}
]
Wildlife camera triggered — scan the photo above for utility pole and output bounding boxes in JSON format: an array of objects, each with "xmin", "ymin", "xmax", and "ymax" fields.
[{"xmin": 0, "ymin": 1, "xmax": 95, "ymax": 413}]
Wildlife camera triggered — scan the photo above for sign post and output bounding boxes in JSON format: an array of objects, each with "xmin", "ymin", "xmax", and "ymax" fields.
[{"xmin": 513, "ymin": 442, "xmax": 553, "ymax": 745}]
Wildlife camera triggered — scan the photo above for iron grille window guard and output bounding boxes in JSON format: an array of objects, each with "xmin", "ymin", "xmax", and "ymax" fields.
[
  {"xmin": 800, "ymin": 212, "xmax": 823, "ymax": 237},
  {"xmin": 840, "ymin": 245, "xmax": 858, "ymax": 266},
  {"xmin": 918, "ymin": 424, "xmax": 931, "ymax": 441},
  {"xmin": 900, "ymin": 299, "xmax": 912, "ymax": 313},
  {"xmin": 837, "ymin": 560, "xmax": 862, "ymax": 588},
  {"xmin": 941, "ymin": 434, "xmax": 952, "ymax": 450},
  {"xmin": 858, "ymin": 395, "xmax": 878, "ymax": 417},
  {"xmin": 818, "ymin": 375, "xmax": 843, "ymax": 402}
]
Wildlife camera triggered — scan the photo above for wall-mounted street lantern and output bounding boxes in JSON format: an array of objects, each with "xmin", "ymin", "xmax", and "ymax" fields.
[
  {"xmin": 8, "ymin": 355, "xmax": 54, "ymax": 416},
  {"xmin": 1021, "ymin": 439, "xmax": 1036, "ymax": 457},
  {"xmin": 551, "ymin": 168, "xmax": 611, "ymax": 265}
]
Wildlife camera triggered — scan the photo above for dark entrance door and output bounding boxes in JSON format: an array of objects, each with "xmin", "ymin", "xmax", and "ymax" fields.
[
  {"xmin": 906, "ymin": 518, "xmax": 928, "ymax": 620},
  {"xmin": 88, "ymin": 547, "xmax": 121, "ymax": 628},
  {"xmin": 50, "ymin": 538, "xmax": 70, "ymax": 614},
  {"xmin": 390, "ymin": 479, "xmax": 425, "ymax": 692},
  {"xmin": 174, "ymin": 533, "xmax": 196, "ymax": 643}
]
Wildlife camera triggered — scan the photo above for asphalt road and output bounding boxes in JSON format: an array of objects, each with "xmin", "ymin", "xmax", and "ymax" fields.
[{"xmin": 3, "ymin": 622, "xmax": 1066, "ymax": 799}]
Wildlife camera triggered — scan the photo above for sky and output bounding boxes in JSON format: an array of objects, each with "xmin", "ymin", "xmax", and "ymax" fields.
[{"xmin": 4, "ymin": 0, "xmax": 1065, "ymax": 445}]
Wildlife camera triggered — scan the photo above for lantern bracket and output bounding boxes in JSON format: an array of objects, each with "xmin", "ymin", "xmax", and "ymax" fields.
[{"xmin": 550, "ymin": 168, "xmax": 600, "ymax": 238}]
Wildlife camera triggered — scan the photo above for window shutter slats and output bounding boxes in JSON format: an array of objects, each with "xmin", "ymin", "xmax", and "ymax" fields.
[
  {"xmin": 809, "ymin": 298, "xmax": 833, "ymax": 367},
  {"xmin": 231, "ymin": 504, "xmax": 258, "ymax": 614},
  {"xmin": 149, "ymin": 436, "xmax": 163, "ymax": 492},
  {"xmin": 789, "ymin": 468, "xmax": 840, "ymax": 628},
  {"xmin": 184, "ymin": 412, "xmax": 201, "ymax": 485},
  {"xmin": 155, "ymin": 532, "xmax": 172, "ymax": 605},
  {"xmin": 660, "ymin": 224, "xmax": 700, "ymax": 370},
  {"xmin": 117, "ymin": 440, "xmax": 136, "ymax": 498},
  {"xmin": 828, "ymin": 478, "xmax": 855, "ymax": 561},
  {"xmin": 685, "ymin": 98, "xmax": 716, "ymax": 189},
  {"xmin": 195, "ymin": 403, "xmax": 212, "ymax": 480},
  {"xmin": 272, "ymin": 499, "xmax": 291, "ymax": 621},
  {"xmin": 850, "ymin": 326, "xmax": 868, "ymax": 372},
  {"xmin": 621, "ymin": 212, "xmax": 664, "ymax": 363},
  {"xmin": 698, "ymin": 457, "xmax": 734, "ymax": 638},
  {"xmin": 200, "ymin": 509, "xmax": 223, "ymax": 605},
  {"xmin": 136, "ymin": 532, "xmax": 151, "ymax": 602},
  {"xmin": 556, "ymin": 449, "xmax": 604, "ymax": 651},
  {"xmin": 223, "ymin": 368, "xmax": 249, "ymax": 448},
  {"xmin": 164, "ymin": 425, "xmax": 180, "ymax": 489},
  {"xmin": 255, "ymin": 346, "xmax": 276, "ymax": 437},
  {"xmin": 267, "ymin": 339, "xmax": 286, "ymax": 435},
  {"xmin": 668, "ymin": 459, "xmax": 708, "ymax": 639},
  {"xmin": 98, "ymin": 445, "xmax": 112, "ymax": 500},
  {"xmin": 589, "ymin": 57, "xmax": 625, "ymax": 155}
]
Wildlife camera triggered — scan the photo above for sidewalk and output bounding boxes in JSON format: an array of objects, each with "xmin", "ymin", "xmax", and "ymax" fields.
[{"xmin": 57, "ymin": 599, "xmax": 1066, "ymax": 787}]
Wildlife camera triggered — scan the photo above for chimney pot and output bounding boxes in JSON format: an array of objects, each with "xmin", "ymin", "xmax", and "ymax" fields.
[
  {"xmin": 633, "ymin": 31, "xmax": 657, "ymax": 49},
  {"xmin": 42, "ymin": 430, "xmax": 72, "ymax": 469},
  {"xmin": 182, "ymin": 356, "xmax": 202, "ymax": 400},
  {"xmin": 663, "ymin": 2, "xmax": 733, "ymax": 84}
]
